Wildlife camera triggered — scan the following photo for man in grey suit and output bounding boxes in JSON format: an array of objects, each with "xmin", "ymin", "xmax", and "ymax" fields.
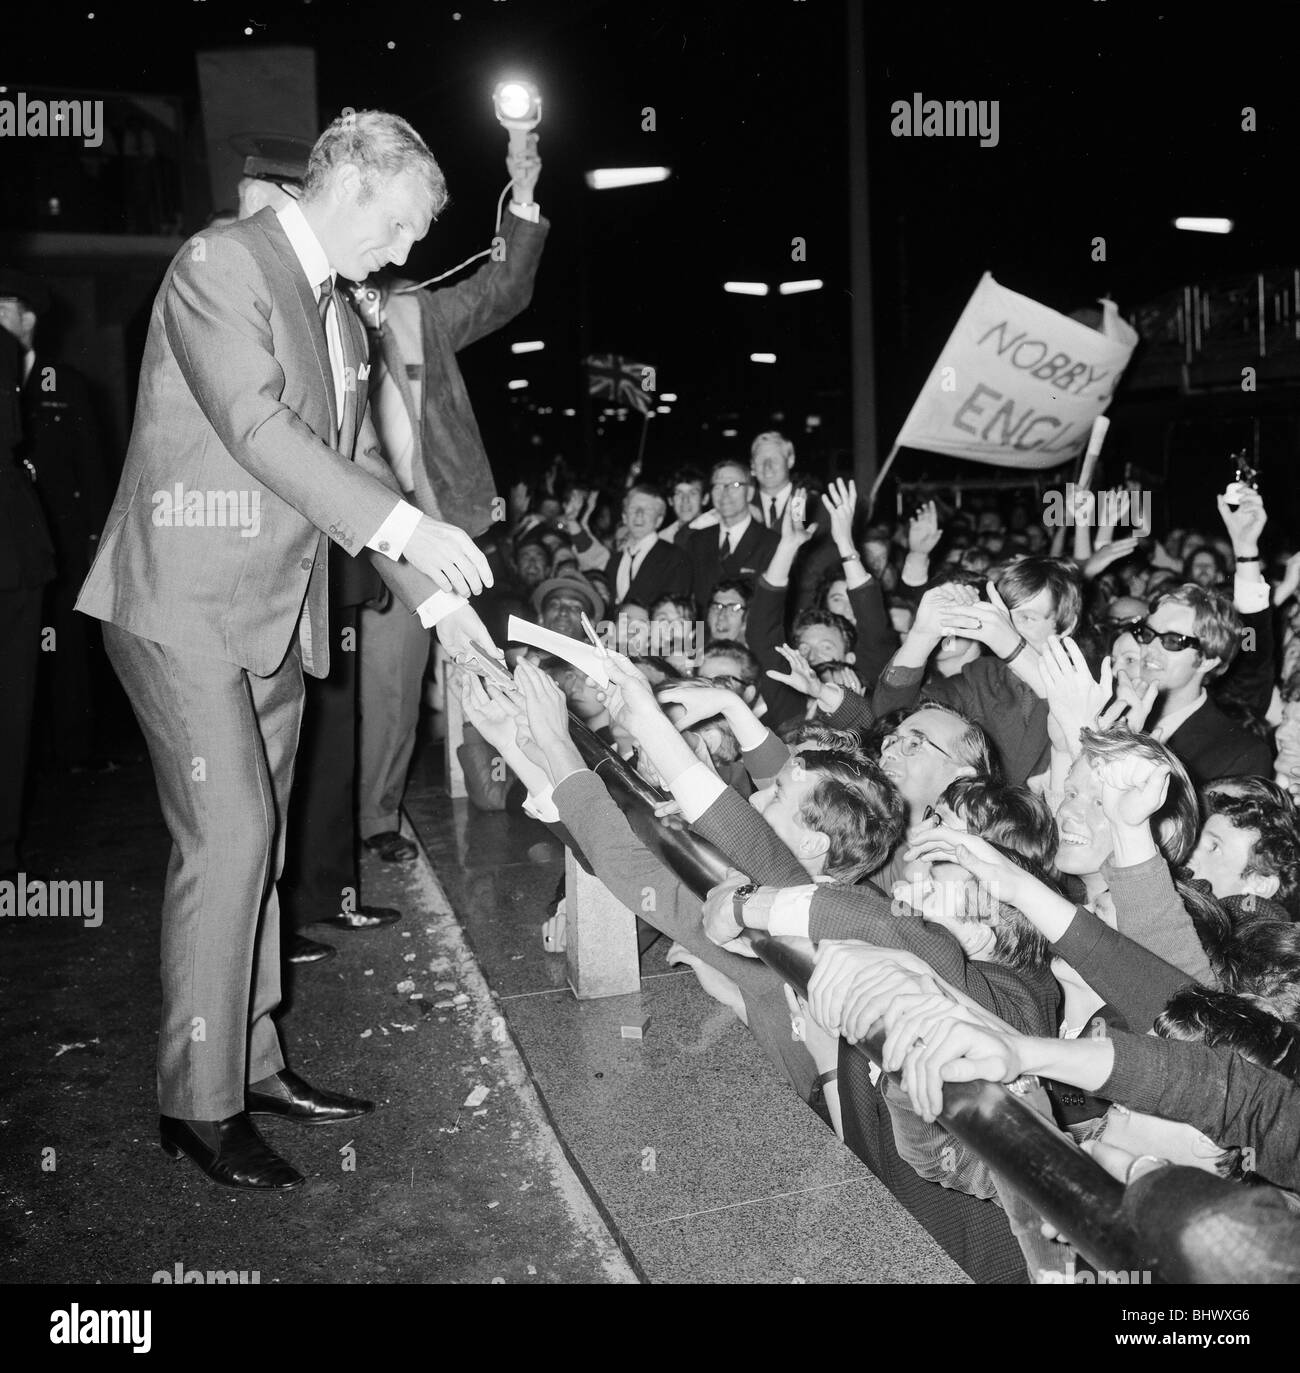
[{"xmin": 77, "ymin": 109, "xmax": 498, "ymax": 1191}]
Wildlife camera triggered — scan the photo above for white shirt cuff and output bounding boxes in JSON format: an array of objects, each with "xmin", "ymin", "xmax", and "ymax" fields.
[
  {"xmin": 416, "ymin": 591, "xmax": 468, "ymax": 628},
  {"xmin": 1234, "ymin": 574, "xmax": 1270, "ymax": 614},
  {"xmin": 768, "ymin": 885, "xmax": 817, "ymax": 938},
  {"xmin": 668, "ymin": 762, "xmax": 728, "ymax": 823},
  {"xmin": 730, "ymin": 713, "xmax": 769, "ymax": 752},
  {"xmin": 522, "ymin": 784, "xmax": 560, "ymax": 824},
  {"xmin": 367, "ymin": 499, "xmax": 423, "ymax": 560},
  {"xmin": 509, "ymin": 202, "xmax": 540, "ymax": 223}
]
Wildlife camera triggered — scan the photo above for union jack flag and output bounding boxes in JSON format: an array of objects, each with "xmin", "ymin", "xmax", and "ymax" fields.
[{"xmin": 585, "ymin": 353, "xmax": 655, "ymax": 415}]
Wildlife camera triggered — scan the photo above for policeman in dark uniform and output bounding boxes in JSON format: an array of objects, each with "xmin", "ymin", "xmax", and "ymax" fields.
[
  {"xmin": 0, "ymin": 269, "xmax": 109, "ymax": 768},
  {"xmin": 0, "ymin": 305, "xmax": 56, "ymax": 877},
  {"xmin": 229, "ymin": 135, "xmax": 402, "ymax": 966}
]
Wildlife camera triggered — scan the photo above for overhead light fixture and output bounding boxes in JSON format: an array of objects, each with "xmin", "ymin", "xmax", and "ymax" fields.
[
  {"xmin": 507, "ymin": 379, "xmax": 529, "ymax": 390},
  {"xmin": 510, "ymin": 340, "xmax": 545, "ymax": 354},
  {"xmin": 778, "ymin": 278, "xmax": 824, "ymax": 295},
  {"xmin": 563, "ymin": 408, "xmax": 576, "ymax": 417},
  {"xmin": 750, "ymin": 352, "xmax": 777, "ymax": 364},
  {"xmin": 724, "ymin": 281, "xmax": 769, "ymax": 296},
  {"xmin": 722, "ymin": 428, "xmax": 738, "ymax": 438},
  {"xmin": 584, "ymin": 166, "xmax": 671, "ymax": 190},
  {"xmin": 655, "ymin": 405, "xmax": 672, "ymax": 414},
  {"xmin": 660, "ymin": 392, "xmax": 677, "ymax": 402},
  {"xmin": 1173, "ymin": 216, "xmax": 1233, "ymax": 234}
]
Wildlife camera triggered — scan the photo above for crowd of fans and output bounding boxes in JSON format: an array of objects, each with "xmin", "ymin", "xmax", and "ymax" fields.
[{"xmin": 453, "ymin": 429, "xmax": 1300, "ymax": 1283}]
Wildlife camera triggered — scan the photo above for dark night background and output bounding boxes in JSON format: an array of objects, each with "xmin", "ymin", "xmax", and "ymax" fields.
[{"xmin": 5, "ymin": 0, "xmax": 1300, "ymax": 525}]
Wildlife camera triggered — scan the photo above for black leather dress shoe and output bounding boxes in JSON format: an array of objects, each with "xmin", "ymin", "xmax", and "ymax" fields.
[
  {"xmin": 362, "ymin": 830, "xmax": 418, "ymax": 862},
  {"xmin": 315, "ymin": 904, "xmax": 401, "ymax": 931},
  {"xmin": 287, "ymin": 933, "xmax": 336, "ymax": 964},
  {"xmin": 246, "ymin": 1068, "xmax": 374, "ymax": 1125},
  {"xmin": 159, "ymin": 1112, "xmax": 304, "ymax": 1190}
]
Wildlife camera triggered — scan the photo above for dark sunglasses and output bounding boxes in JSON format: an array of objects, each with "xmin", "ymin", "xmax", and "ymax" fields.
[{"xmin": 1132, "ymin": 623, "xmax": 1202, "ymax": 653}]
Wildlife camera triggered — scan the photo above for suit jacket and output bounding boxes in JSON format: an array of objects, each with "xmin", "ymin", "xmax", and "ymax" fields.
[
  {"xmin": 20, "ymin": 354, "xmax": 109, "ymax": 577},
  {"xmin": 1164, "ymin": 696, "xmax": 1274, "ymax": 786},
  {"xmin": 379, "ymin": 208, "xmax": 548, "ymax": 539},
  {"xmin": 617, "ymin": 537, "xmax": 692, "ymax": 608},
  {"xmin": 0, "ymin": 330, "xmax": 56, "ymax": 592},
  {"xmin": 77, "ymin": 207, "xmax": 433, "ymax": 679},
  {"xmin": 685, "ymin": 520, "xmax": 781, "ymax": 609}
]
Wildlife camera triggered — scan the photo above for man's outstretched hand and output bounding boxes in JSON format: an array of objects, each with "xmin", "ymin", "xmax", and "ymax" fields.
[{"xmin": 405, "ymin": 516, "xmax": 494, "ymax": 598}]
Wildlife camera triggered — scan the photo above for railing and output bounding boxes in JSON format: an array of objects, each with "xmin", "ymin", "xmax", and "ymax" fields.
[{"xmin": 566, "ymin": 714, "xmax": 1167, "ymax": 1281}]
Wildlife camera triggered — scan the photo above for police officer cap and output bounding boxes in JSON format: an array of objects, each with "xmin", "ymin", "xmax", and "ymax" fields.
[{"xmin": 230, "ymin": 131, "xmax": 313, "ymax": 185}]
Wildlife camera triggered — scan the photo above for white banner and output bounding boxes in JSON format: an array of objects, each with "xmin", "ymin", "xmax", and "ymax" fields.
[{"xmin": 892, "ymin": 273, "xmax": 1139, "ymax": 469}]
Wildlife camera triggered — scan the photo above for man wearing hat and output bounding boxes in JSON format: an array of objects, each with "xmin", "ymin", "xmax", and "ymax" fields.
[
  {"xmin": 0, "ymin": 268, "xmax": 109, "ymax": 769},
  {"xmin": 0, "ymin": 312, "xmax": 55, "ymax": 879},
  {"xmin": 77, "ymin": 108, "xmax": 498, "ymax": 1192},
  {"xmin": 226, "ymin": 133, "xmax": 405, "ymax": 967},
  {"xmin": 532, "ymin": 571, "xmax": 604, "ymax": 640}
]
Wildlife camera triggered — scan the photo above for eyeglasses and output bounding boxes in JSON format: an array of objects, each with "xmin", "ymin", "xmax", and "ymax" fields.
[
  {"xmin": 1132, "ymin": 623, "xmax": 1203, "ymax": 654},
  {"xmin": 882, "ymin": 730, "xmax": 956, "ymax": 761},
  {"xmin": 709, "ymin": 601, "xmax": 744, "ymax": 614},
  {"xmin": 711, "ymin": 480, "xmax": 748, "ymax": 492}
]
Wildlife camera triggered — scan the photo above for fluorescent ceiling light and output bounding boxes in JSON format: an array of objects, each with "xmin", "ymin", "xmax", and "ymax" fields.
[
  {"xmin": 660, "ymin": 393, "xmax": 677, "ymax": 402},
  {"xmin": 724, "ymin": 281, "xmax": 769, "ymax": 296},
  {"xmin": 511, "ymin": 340, "xmax": 544, "ymax": 354},
  {"xmin": 584, "ymin": 166, "xmax": 671, "ymax": 190},
  {"xmin": 507, "ymin": 379, "xmax": 529, "ymax": 390},
  {"xmin": 750, "ymin": 352, "xmax": 777, "ymax": 364},
  {"xmin": 778, "ymin": 278, "xmax": 824, "ymax": 294},
  {"xmin": 1173, "ymin": 217, "xmax": 1233, "ymax": 234}
]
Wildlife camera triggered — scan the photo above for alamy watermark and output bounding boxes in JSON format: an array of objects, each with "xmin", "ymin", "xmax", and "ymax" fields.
[
  {"xmin": 1, "ymin": 873, "xmax": 103, "ymax": 927},
  {"xmin": 890, "ymin": 93, "xmax": 999, "ymax": 148},
  {"xmin": 0, "ymin": 92, "xmax": 103, "ymax": 148},
  {"xmin": 151, "ymin": 1261, "xmax": 261, "ymax": 1284},
  {"xmin": 152, "ymin": 484, "xmax": 261, "ymax": 537},
  {"xmin": 1042, "ymin": 483, "xmax": 1151, "ymax": 531}
]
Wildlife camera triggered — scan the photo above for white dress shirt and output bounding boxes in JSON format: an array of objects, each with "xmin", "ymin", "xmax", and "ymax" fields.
[
  {"xmin": 719, "ymin": 512, "xmax": 753, "ymax": 557},
  {"xmin": 616, "ymin": 532, "xmax": 658, "ymax": 602},
  {"xmin": 275, "ymin": 200, "xmax": 461, "ymax": 629},
  {"xmin": 757, "ymin": 482, "xmax": 792, "ymax": 529}
]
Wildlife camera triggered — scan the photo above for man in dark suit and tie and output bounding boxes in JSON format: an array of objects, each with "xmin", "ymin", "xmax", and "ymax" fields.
[
  {"xmin": 750, "ymin": 429, "xmax": 836, "ymax": 609},
  {"xmin": 614, "ymin": 484, "xmax": 692, "ymax": 609},
  {"xmin": 685, "ymin": 459, "xmax": 780, "ymax": 611},
  {"xmin": 77, "ymin": 109, "xmax": 498, "ymax": 1191}
]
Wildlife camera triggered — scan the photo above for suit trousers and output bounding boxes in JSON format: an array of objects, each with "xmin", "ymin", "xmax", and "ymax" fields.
[
  {"xmin": 358, "ymin": 597, "xmax": 431, "ymax": 839},
  {"xmin": 0, "ymin": 587, "xmax": 44, "ymax": 870},
  {"xmin": 102, "ymin": 622, "xmax": 296, "ymax": 1119},
  {"xmin": 279, "ymin": 606, "xmax": 360, "ymax": 931}
]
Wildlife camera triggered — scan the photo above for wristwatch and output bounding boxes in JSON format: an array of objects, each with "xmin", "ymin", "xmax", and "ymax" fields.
[{"xmin": 732, "ymin": 883, "xmax": 758, "ymax": 931}]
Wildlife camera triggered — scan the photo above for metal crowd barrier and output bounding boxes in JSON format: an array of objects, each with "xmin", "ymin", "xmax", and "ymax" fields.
[{"xmin": 565, "ymin": 715, "xmax": 1166, "ymax": 1281}]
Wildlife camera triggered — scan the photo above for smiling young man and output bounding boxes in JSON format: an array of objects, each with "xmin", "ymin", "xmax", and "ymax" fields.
[
  {"xmin": 1138, "ymin": 584, "xmax": 1274, "ymax": 785},
  {"xmin": 613, "ymin": 484, "xmax": 691, "ymax": 608}
]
